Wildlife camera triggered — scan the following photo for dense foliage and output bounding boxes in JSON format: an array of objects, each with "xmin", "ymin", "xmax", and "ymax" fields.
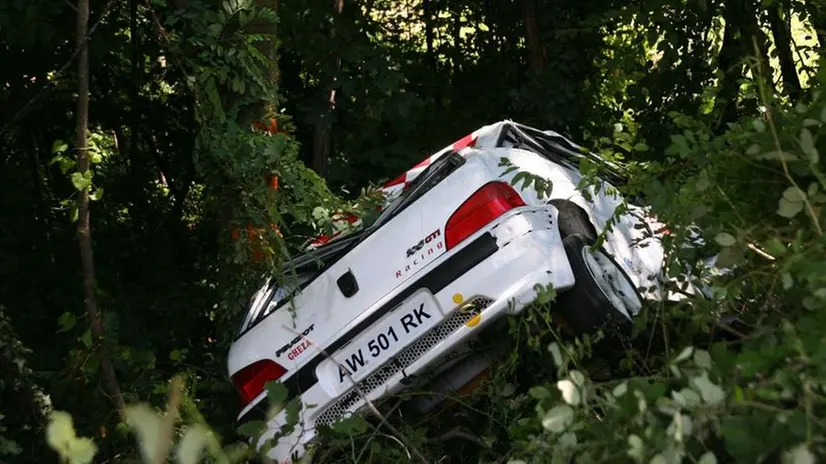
[{"xmin": 1, "ymin": 0, "xmax": 825, "ymax": 462}]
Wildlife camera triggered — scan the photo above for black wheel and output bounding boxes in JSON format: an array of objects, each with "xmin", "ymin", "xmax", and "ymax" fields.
[
  {"xmin": 550, "ymin": 200, "xmax": 597, "ymax": 242},
  {"xmin": 554, "ymin": 234, "xmax": 643, "ymax": 337}
]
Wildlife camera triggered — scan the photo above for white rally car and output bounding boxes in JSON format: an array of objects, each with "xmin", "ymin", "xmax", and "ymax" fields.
[{"xmin": 228, "ymin": 120, "xmax": 673, "ymax": 462}]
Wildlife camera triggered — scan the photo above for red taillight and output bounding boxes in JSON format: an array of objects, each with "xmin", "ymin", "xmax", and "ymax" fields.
[
  {"xmin": 231, "ymin": 359, "xmax": 287, "ymax": 406},
  {"xmin": 445, "ymin": 181, "xmax": 526, "ymax": 250}
]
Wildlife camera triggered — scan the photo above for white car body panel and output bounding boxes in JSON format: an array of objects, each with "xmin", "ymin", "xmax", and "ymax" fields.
[{"xmin": 227, "ymin": 120, "xmax": 676, "ymax": 463}]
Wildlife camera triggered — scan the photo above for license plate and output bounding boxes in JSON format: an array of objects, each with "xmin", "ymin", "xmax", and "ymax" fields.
[{"xmin": 317, "ymin": 292, "xmax": 440, "ymax": 395}]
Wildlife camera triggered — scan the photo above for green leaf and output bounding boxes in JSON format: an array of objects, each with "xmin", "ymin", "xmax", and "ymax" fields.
[
  {"xmin": 627, "ymin": 434, "xmax": 645, "ymax": 463},
  {"xmin": 57, "ymin": 312, "xmax": 77, "ymax": 334},
  {"xmin": 284, "ymin": 398, "xmax": 301, "ymax": 428},
  {"xmin": 264, "ymin": 381, "xmax": 288, "ymax": 406},
  {"xmin": 330, "ymin": 415, "xmax": 369, "ymax": 436},
  {"xmin": 547, "ymin": 342, "xmax": 563, "ymax": 367},
  {"xmin": 79, "ymin": 329, "xmax": 92, "ymax": 348},
  {"xmin": 782, "ymin": 186, "xmax": 806, "ymax": 203},
  {"xmin": 70, "ymin": 172, "xmax": 92, "ymax": 192},
  {"xmin": 800, "ymin": 129, "xmax": 818, "ymax": 163},
  {"xmin": 693, "ymin": 349, "xmax": 712, "ymax": 369},
  {"xmin": 777, "ymin": 197, "xmax": 804, "ymax": 218},
  {"xmin": 529, "ymin": 386, "xmax": 551, "ymax": 399},
  {"xmin": 753, "ymin": 119, "xmax": 766, "ymax": 133},
  {"xmin": 52, "ymin": 140, "xmax": 69, "ymax": 154},
  {"xmin": 782, "ymin": 272, "xmax": 793, "ymax": 289},
  {"xmin": 541, "ymin": 405, "xmax": 574, "ymax": 433},
  {"xmin": 236, "ymin": 420, "xmax": 266, "ymax": 438},
  {"xmin": 714, "ymin": 233, "xmax": 736, "ymax": 247},
  {"xmin": 766, "ymin": 238, "xmax": 787, "ymax": 256},
  {"xmin": 499, "ymin": 383, "xmax": 516, "ymax": 397},
  {"xmin": 690, "ymin": 372, "xmax": 725, "ymax": 405},
  {"xmin": 90, "ymin": 188, "xmax": 104, "ymax": 201}
]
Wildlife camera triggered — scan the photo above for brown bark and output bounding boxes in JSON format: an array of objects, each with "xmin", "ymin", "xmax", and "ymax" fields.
[
  {"xmin": 767, "ymin": 2, "xmax": 802, "ymax": 100},
  {"xmin": 312, "ymin": 0, "xmax": 344, "ymax": 178},
  {"xmin": 522, "ymin": 0, "xmax": 545, "ymax": 72},
  {"xmin": 75, "ymin": 0, "xmax": 125, "ymax": 415}
]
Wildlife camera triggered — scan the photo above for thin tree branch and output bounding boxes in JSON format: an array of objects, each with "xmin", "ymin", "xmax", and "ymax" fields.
[{"xmin": 75, "ymin": 0, "xmax": 126, "ymax": 416}]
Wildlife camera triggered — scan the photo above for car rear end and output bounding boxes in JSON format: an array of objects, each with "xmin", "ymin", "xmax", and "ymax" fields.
[{"xmin": 227, "ymin": 136, "xmax": 577, "ymax": 463}]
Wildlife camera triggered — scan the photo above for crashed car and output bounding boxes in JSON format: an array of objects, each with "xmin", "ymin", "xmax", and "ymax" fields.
[{"xmin": 228, "ymin": 120, "xmax": 676, "ymax": 462}]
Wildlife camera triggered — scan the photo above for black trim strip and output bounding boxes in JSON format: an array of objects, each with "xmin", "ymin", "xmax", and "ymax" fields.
[{"xmin": 238, "ymin": 232, "xmax": 499, "ymax": 423}]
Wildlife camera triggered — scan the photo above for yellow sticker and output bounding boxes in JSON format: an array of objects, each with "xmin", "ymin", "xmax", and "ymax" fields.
[
  {"xmin": 466, "ymin": 314, "xmax": 481, "ymax": 328},
  {"xmin": 452, "ymin": 293, "xmax": 464, "ymax": 304}
]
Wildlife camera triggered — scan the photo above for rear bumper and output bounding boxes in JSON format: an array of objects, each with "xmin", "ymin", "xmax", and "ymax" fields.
[{"xmin": 245, "ymin": 206, "xmax": 574, "ymax": 463}]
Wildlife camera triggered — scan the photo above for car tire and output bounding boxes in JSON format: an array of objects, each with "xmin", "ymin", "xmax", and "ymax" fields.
[
  {"xmin": 554, "ymin": 234, "xmax": 644, "ymax": 337},
  {"xmin": 550, "ymin": 200, "xmax": 597, "ymax": 242}
]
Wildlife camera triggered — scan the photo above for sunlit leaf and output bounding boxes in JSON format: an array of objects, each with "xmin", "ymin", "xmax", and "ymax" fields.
[
  {"xmin": 782, "ymin": 444, "xmax": 815, "ymax": 464},
  {"xmin": 541, "ymin": 405, "xmax": 574, "ymax": 433},
  {"xmin": 52, "ymin": 140, "xmax": 69, "ymax": 154},
  {"xmin": 45, "ymin": 411, "xmax": 97, "ymax": 464},
  {"xmin": 674, "ymin": 346, "xmax": 693, "ymax": 363},
  {"xmin": 70, "ymin": 172, "xmax": 92, "ymax": 192},
  {"xmin": 690, "ymin": 372, "xmax": 725, "ymax": 405},
  {"xmin": 124, "ymin": 404, "xmax": 163, "ymax": 461},
  {"xmin": 612, "ymin": 382, "xmax": 628, "ymax": 397},
  {"xmin": 568, "ymin": 370, "xmax": 585, "ymax": 386},
  {"xmin": 547, "ymin": 342, "xmax": 563, "ymax": 367},
  {"xmin": 627, "ymin": 434, "xmax": 645, "ymax": 463},
  {"xmin": 556, "ymin": 379, "xmax": 581, "ymax": 406},
  {"xmin": 175, "ymin": 425, "xmax": 209, "ymax": 464}
]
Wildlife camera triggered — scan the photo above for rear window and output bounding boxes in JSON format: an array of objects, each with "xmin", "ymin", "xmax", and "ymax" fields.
[{"xmin": 237, "ymin": 272, "xmax": 314, "ymax": 336}]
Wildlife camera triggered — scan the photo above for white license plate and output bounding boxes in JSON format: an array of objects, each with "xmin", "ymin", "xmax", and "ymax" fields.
[{"xmin": 317, "ymin": 292, "xmax": 440, "ymax": 395}]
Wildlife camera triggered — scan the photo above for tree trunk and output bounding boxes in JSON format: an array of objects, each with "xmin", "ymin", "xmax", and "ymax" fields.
[
  {"xmin": 713, "ymin": 0, "xmax": 745, "ymax": 129},
  {"xmin": 75, "ymin": 0, "xmax": 125, "ymax": 415},
  {"xmin": 766, "ymin": 2, "xmax": 802, "ymax": 100},
  {"xmin": 739, "ymin": 0, "xmax": 773, "ymax": 87},
  {"xmin": 522, "ymin": 0, "xmax": 545, "ymax": 72},
  {"xmin": 311, "ymin": 0, "xmax": 344, "ymax": 178}
]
